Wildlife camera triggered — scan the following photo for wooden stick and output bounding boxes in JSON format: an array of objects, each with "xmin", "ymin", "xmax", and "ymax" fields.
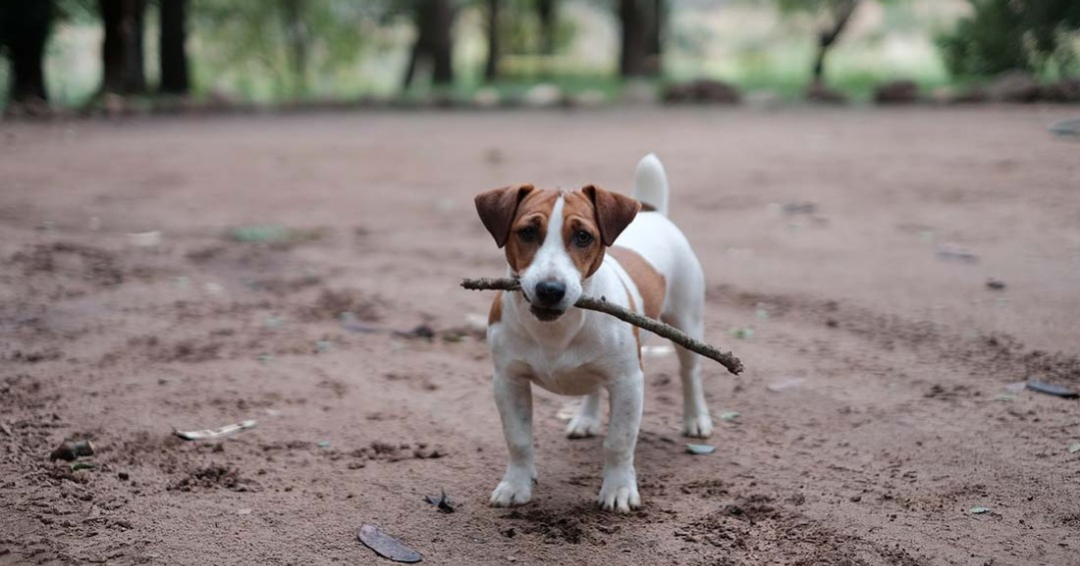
[{"xmin": 461, "ymin": 277, "xmax": 744, "ymax": 375}]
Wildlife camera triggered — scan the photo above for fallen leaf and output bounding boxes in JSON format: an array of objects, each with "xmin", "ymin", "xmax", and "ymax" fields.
[
  {"xmin": 423, "ymin": 489, "xmax": 456, "ymax": 513},
  {"xmin": 358, "ymin": 524, "xmax": 422, "ymax": 563},
  {"xmin": 1068, "ymin": 443, "xmax": 1080, "ymax": 454},
  {"xmin": 718, "ymin": 411, "xmax": 741, "ymax": 421},
  {"xmin": 1025, "ymin": 380, "xmax": 1078, "ymax": 399},
  {"xmin": 173, "ymin": 420, "xmax": 257, "ymax": 441},
  {"xmin": 969, "ymin": 507, "xmax": 991, "ymax": 515},
  {"xmin": 686, "ymin": 443, "xmax": 716, "ymax": 455}
]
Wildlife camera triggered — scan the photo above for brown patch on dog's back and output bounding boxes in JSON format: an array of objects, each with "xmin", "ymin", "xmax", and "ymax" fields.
[
  {"xmin": 489, "ymin": 290, "xmax": 504, "ymax": 325},
  {"xmin": 608, "ymin": 246, "xmax": 666, "ymax": 319}
]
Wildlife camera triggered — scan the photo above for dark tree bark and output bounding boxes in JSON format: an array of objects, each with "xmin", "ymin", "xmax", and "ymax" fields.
[
  {"xmin": 281, "ymin": 0, "xmax": 308, "ymax": 95},
  {"xmin": 1, "ymin": 0, "xmax": 55, "ymax": 104},
  {"xmin": 99, "ymin": 0, "xmax": 146, "ymax": 94},
  {"xmin": 402, "ymin": 0, "xmax": 455, "ymax": 90},
  {"xmin": 484, "ymin": 0, "xmax": 500, "ymax": 81},
  {"xmin": 812, "ymin": 0, "xmax": 858, "ymax": 85},
  {"xmin": 645, "ymin": 0, "xmax": 663, "ymax": 75},
  {"xmin": 619, "ymin": 0, "xmax": 648, "ymax": 78},
  {"xmin": 429, "ymin": 0, "xmax": 453, "ymax": 85},
  {"xmin": 159, "ymin": 0, "xmax": 189, "ymax": 94},
  {"xmin": 124, "ymin": 0, "xmax": 146, "ymax": 93},
  {"xmin": 536, "ymin": 0, "xmax": 556, "ymax": 57}
]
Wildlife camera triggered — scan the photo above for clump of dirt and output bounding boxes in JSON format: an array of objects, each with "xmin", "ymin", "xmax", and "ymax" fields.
[
  {"xmin": 680, "ymin": 479, "xmax": 731, "ymax": 498},
  {"xmin": 154, "ymin": 339, "xmax": 224, "ymax": 364},
  {"xmin": 10, "ymin": 242, "xmax": 124, "ymax": 287},
  {"xmin": 719, "ymin": 493, "xmax": 780, "ymax": 524},
  {"xmin": 2, "ymin": 347, "xmax": 63, "ymax": 364},
  {"xmin": 348, "ymin": 441, "xmax": 446, "ymax": 464},
  {"xmin": 300, "ymin": 288, "xmax": 383, "ymax": 322},
  {"xmin": 0, "ymin": 373, "xmax": 44, "ymax": 407},
  {"xmin": 169, "ymin": 465, "xmax": 260, "ymax": 492},
  {"xmin": 503, "ymin": 508, "xmax": 590, "ymax": 544}
]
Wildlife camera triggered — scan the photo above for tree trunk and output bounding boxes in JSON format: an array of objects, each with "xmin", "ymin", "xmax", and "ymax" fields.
[
  {"xmin": 484, "ymin": 0, "xmax": 500, "ymax": 81},
  {"xmin": 645, "ymin": 0, "xmax": 662, "ymax": 75},
  {"xmin": 159, "ymin": 0, "xmax": 189, "ymax": 94},
  {"xmin": 3, "ymin": 0, "xmax": 55, "ymax": 104},
  {"xmin": 430, "ymin": 0, "xmax": 453, "ymax": 85},
  {"xmin": 98, "ymin": 0, "xmax": 145, "ymax": 94},
  {"xmin": 619, "ymin": 0, "xmax": 648, "ymax": 78},
  {"xmin": 537, "ymin": 0, "xmax": 556, "ymax": 57},
  {"xmin": 124, "ymin": 0, "xmax": 146, "ymax": 93},
  {"xmin": 812, "ymin": 0, "xmax": 858, "ymax": 85},
  {"xmin": 281, "ymin": 0, "xmax": 307, "ymax": 96},
  {"xmin": 402, "ymin": 0, "xmax": 454, "ymax": 89}
]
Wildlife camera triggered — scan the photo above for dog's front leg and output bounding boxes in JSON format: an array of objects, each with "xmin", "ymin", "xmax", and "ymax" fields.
[
  {"xmin": 490, "ymin": 371, "xmax": 537, "ymax": 507},
  {"xmin": 598, "ymin": 367, "xmax": 644, "ymax": 512}
]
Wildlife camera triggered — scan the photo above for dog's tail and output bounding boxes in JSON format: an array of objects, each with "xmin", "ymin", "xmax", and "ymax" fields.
[{"xmin": 632, "ymin": 153, "xmax": 669, "ymax": 217}]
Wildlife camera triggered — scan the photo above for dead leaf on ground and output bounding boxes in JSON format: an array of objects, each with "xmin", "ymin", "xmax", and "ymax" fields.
[{"xmin": 358, "ymin": 524, "xmax": 422, "ymax": 563}]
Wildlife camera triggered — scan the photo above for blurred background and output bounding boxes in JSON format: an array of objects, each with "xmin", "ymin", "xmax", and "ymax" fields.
[{"xmin": 2, "ymin": 0, "xmax": 1079, "ymax": 113}]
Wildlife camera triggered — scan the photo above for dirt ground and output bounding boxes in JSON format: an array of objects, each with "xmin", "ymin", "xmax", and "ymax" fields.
[{"xmin": 1, "ymin": 107, "xmax": 1079, "ymax": 566}]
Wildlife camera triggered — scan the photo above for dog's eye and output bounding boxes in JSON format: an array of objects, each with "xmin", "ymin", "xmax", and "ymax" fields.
[
  {"xmin": 518, "ymin": 226, "xmax": 539, "ymax": 243},
  {"xmin": 572, "ymin": 230, "xmax": 594, "ymax": 248}
]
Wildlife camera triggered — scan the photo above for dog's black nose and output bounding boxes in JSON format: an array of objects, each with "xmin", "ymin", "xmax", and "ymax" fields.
[{"xmin": 534, "ymin": 281, "xmax": 566, "ymax": 305}]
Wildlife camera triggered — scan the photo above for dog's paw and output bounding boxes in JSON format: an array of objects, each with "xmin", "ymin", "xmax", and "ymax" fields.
[
  {"xmin": 598, "ymin": 474, "xmax": 640, "ymax": 513},
  {"xmin": 683, "ymin": 414, "xmax": 714, "ymax": 438},
  {"xmin": 566, "ymin": 415, "xmax": 601, "ymax": 438},
  {"xmin": 490, "ymin": 478, "xmax": 533, "ymax": 507}
]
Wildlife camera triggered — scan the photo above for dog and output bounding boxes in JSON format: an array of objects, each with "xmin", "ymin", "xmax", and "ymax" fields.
[{"xmin": 474, "ymin": 154, "xmax": 710, "ymax": 513}]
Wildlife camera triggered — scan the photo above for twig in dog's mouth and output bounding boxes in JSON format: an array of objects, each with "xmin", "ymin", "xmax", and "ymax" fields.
[{"xmin": 461, "ymin": 277, "xmax": 745, "ymax": 376}]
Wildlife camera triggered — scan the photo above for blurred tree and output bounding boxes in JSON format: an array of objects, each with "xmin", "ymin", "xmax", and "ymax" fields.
[
  {"xmin": 939, "ymin": 0, "xmax": 1080, "ymax": 76},
  {"xmin": 484, "ymin": 0, "xmax": 500, "ymax": 80},
  {"xmin": 620, "ymin": 0, "xmax": 662, "ymax": 77},
  {"xmin": 99, "ymin": 0, "xmax": 147, "ymax": 94},
  {"xmin": 159, "ymin": 0, "xmax": 190, "ymax": 94},
  {"xmin": 193, "ymin": 0, "xmax": 370, "ymax": 98},
  {"xmin": 536, "ymin": 0, "xmax": 556, "ymax": 57},
  {"xmin": 778, "ymin": 0, "xmax": 861, "ymax": 87},
  {"xmin": 0, "ymin": 0, "xmax": 56, "ymax": 104},
  {"xmin": 281, "ymin": 0, "xmax": 308, "ymax": 93},
  {"xmin": 402, "ymin": 0, "xmax": 455, "ymax": 89},
  {"xmin": 645, "ymin": 0, "xmax": 662, "ymax": 72}
]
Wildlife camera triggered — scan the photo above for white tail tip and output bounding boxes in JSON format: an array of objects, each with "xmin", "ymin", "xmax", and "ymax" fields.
[{"xmin": 632, "ymin": 153, "xmax": 669, "ymax": 216}]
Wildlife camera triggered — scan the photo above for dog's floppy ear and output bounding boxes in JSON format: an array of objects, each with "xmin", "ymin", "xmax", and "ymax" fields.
[
  {"xmin": 583, "ymin": 184, "xmax": 641, "ymax": 246},
  {"xmin": 474, "ymin": 184, "xmax": 535, "ymax": 248}
]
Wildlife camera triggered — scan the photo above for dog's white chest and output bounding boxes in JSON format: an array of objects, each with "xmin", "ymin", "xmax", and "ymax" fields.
[{"xmin": 512, "ymin": 355, "xmax": 606, "ymax": 396}]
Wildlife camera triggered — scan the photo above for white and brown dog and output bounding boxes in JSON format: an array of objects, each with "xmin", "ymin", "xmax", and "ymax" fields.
[{"xmin": 474, "ymin": 154, "xmax": 710, "ymax": 513}]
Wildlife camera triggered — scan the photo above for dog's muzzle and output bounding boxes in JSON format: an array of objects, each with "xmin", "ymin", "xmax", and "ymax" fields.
[{"xmin": 529, "ymin": 280, "xmax": 567, "ymax": 321}]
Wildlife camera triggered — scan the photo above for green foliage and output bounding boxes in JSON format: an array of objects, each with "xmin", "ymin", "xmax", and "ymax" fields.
[
  {"xmin": 191, "ymin": 0, "xmax": 381, "ymax": 99},
  {"xmin": 938, "ymin": 0, "xmax": 1080, "ymax": 77}
]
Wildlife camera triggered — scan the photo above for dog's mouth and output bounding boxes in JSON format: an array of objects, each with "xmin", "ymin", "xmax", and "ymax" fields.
[{"xmin": 529, "ymin": 305, "xmax": 565, "ymax": 322}]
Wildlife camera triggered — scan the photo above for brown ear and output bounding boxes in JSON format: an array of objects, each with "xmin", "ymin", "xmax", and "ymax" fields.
[
  {"xmin": 583, "ymin": 185, "xmax": 641, "ymax": 246},
  {"xmin": 474, "ymin": 184, "xmax": 535, "ymax": 248}
]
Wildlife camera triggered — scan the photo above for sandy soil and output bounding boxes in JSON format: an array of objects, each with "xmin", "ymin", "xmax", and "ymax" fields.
[{"xmin": 1, "ymin": 107, "xmax": 1079, "ymax": 566}]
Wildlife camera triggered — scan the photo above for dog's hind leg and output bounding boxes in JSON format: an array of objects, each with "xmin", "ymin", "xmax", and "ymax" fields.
[
  {"xmin": 664, "ymin": 310, "xmax": 713, "ymax": 438},
  {"xmin": 566, "ymin": 392, "xmax": 603, "ymax": 438}
]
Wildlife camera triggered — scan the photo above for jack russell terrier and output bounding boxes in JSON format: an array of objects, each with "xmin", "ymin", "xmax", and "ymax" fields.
[{"xmin": 474, "ymin": 154, "xmax": 710, "ymax": 513}]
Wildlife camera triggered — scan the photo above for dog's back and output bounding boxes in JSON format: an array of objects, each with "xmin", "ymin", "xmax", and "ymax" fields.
[{"xmin": 610, "ymin": 154, "xmax": 706, "ymax": 322}]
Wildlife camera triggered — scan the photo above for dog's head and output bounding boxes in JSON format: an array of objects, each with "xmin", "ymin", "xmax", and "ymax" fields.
[{"xmin": 475, "ymin": 185, "xmax": 640, "ymax": 322}]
